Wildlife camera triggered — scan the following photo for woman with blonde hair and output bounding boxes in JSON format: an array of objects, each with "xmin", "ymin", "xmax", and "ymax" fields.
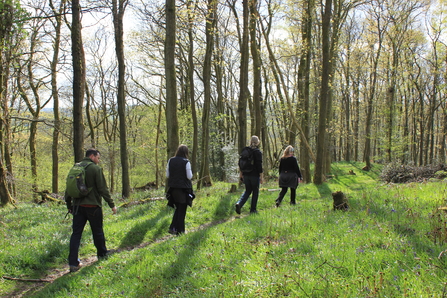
[{"xmin": 275, "ymin": 145, "xmax": 302, "ymax": 207}]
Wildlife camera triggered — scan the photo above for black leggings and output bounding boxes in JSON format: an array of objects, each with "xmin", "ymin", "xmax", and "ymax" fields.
[{"xmin": 276, "ymin": 187, "xmax": 296, "ymax": 204}]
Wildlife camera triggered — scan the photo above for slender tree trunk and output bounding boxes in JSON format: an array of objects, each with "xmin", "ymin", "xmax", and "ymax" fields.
[
  {"xmin": 0, "ymin": 1, "xmax": 15, "ymax": 205},
  {"xmin": 215, "ymin": 32, "xmax": 225, "ymax": 180},
  {"xmin": 313, "ymin": 0, "xmax": 332, "ymax": 184},
  {"xmin": 156, "ymin": 82, "xmax": 163, "ymax": 187},
  {"xmin": 165, "ymin": 0, "xmax": 179, "ymax": 159},
  {"xmin": 71, "ymin": 0, "xmax": 85, "ymax": 162},
  {"xmin": 112, "ymin": 0, "xmax": 130, "ymax": 198},
  {"xmin": 187, "ymin": 0, "xmax": 198, "ymax": 178},
  {"xmin": 250, "ymin": 0, "xmax": 261, "ymax": 136},
  {"xmin": 199, "ymin": 0, "xmax": 216, "ymax": 188},
  {"xmin": 298, "ymin": 0, "xmax": 314, "ymax": 183},
  {"xmin": 441, "ymin": 107, "xmax": 447, "ymax": 164},
  {"xmin": 353, "ymin": 80, "xmax": 359, "ymax": 161},
  {"xmin": 49, "ymin": 0, "xmax": 64, "ymax": 193},
  {"xmin": 238, "ymin": 0, "xmax": 249, "ymax": 152}
]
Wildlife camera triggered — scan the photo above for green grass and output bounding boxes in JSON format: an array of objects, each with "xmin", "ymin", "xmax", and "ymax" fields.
[{"xmin": 1, "ymin": 162, "xmax": 447, "ymax": 297}]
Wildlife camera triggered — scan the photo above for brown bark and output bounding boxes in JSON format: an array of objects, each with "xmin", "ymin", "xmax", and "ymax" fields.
[
  {"xmin": 165, "ymin": 0, "xmax": 179, "ymax": 159},
  {"xmin": 112, "ymin": 0, "xmax": 130, "ymax": 198},
  {"xmin": 199, "ymin": 0, "xmax": 216, "ymax": 188},
  {"xmin": 313, "ymin": 0, "xmax": 332, "ymax": 184},
  {"xmin": 71, "ymin": 0, "xmax": 85, "ymax": 162},
  {"xmin": 237, "ymin": 0, "xmax": 249, "ymax": 152},
  {"xmin": 49, "ymin": 0, "xmax": 65, "ymax": 193}
]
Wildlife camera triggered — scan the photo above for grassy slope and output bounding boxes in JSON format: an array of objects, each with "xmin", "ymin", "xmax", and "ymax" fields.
[{"xmin": 1, "ymin": 162, "xmax": 447, "ymax": 297}]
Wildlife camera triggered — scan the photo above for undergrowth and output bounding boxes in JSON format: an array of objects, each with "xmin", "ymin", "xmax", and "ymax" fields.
[{"xmin": 1, "ymin": 162, "xmax": 447, "ymax": 297}]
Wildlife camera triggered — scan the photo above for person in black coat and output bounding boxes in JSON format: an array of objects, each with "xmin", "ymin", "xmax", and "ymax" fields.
[
  {"xmin": 166, "ymin": 144, "xmax": 194, "ymax": 235},
  {"xmin": 275, "ymin": 145, "xmax": 302, "ymax": 207},
  {"xmin": 235, "ymin": 136, "xmax": 263, "ymax": 214}
]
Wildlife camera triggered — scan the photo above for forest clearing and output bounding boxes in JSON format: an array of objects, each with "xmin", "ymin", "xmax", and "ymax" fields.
[
  {"xmin": 1, "ymin": 162, "xmax": 447, "ymax": 297},
  {"xmin": 1, "ymin": 0, "xmax": 447, "ymax": 295}
]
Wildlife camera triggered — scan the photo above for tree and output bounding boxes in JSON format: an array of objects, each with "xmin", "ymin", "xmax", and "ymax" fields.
[
  {"xmin": 237, "ymin": 0, "xmax": 250, "ymax": 152},
  {"xmin": 297, "ymin": 0, "xmax": 314, "ymax": 183},
  {"xmin": 186, "ymin": 0, "xmax": 198, "ymax": 179},
  {"xmin": 165, "ymin": 0, "xmax": 179, "ymax": 159},
  {"xmin": 0, "ymin": 0, "xmax": 22, "ymax": 206},
  {"xmin": 111, "ymin": 0, "xmax": 130, "ymax": 198},
  {"xmin": 71, "ymin": 0, "xmax": 86, "ymax": 162},
  {"xmin": 250, "ymin": 0, "xmax": 261, "ymax": 137},
  {"xmin": 313, "ymin": 0, "xmax": 334, "ymax": 184},
  {"xmin": 198, "ymin": 0, "xmax": 217, "ymax": 188},
  {"xmin": 49, "ymin": 0, "xmax": 66, "ymax": 193}
]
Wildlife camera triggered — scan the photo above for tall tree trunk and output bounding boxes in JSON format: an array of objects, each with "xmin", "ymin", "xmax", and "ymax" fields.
[
  {"xmin": 250, "ymin": 0, "xmax": 261, "ymax": 137},
  {"xmin": 49, "ymin": 0, "xmax": 64, "ymax": 193},
  {"xmin": 112, "ymin": 0, "xmax": 130, "ymax": 198},
  {"xmin": 0, "ymin": 0, "xmax": 15, "ymax": 206},
  {"xmin": 187, "ymin": 0, "xmax": 198, "ymax": 179},
  {"xmin": 71, "ymin": 0, "xmax": 85, "ymax": 162},
  {"xmin": 165, "ymin": 0, "xmax": 179, "ymax": 159},
  {"xmin": 215, "ymin": 30, "xmax": 225, "ymax": 180},
  {"xmin": 238, "ymin": 0, "xmax": 250, "ymax": 152},
  {"xmin": 313, "ymin": 0, "xmax": 332, "ymax": 184},
  {"xmin": 298, "ymin": 0, "xmax": 314, "ymax": 183},
  {"xmin": 199, "ymin": 0, "xmax": 216, "ymax": 188}
]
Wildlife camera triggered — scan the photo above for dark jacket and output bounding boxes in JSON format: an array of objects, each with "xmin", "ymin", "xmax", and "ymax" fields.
[
  {"xmin": 167, "ymin": 157, "xmax": 194, "ymax": 206},
  {"xmin": 168, "ymin": 157, "xmax": 193, "ymax": 189},
  {"xmin": 243, "ymin": 147, "xmax": 263, "ymax": 177},
  {"xmin": 278, "ymin": 156, "xmax": 302, "ymax": 189},
  {"xmin": 66, "ymin": 157, "xmax": 115, "ymax": 210}
]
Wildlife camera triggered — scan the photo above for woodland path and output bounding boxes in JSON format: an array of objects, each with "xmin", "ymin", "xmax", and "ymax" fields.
[{"xmin": 4, "ymin": 212, "xmax": 244, "ymax": 298}]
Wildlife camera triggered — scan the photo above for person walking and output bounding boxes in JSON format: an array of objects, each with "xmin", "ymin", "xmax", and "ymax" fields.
[
  {"xmin": 275, "ymin": 145, "xmax": 302, "ymax": 207},
  {"xmin": 66, "ymin": 148, "xmax": 117, "ymax": 273},
  {"xmin": 235, "ymin": 136, "xmax": 263, "ymax": 214},
  {"xmin": 166, "ymin": 144, "xmax": 194, "ymax": 235}
]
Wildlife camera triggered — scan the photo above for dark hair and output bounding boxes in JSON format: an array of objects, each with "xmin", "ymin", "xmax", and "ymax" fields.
[
  {"xmin": 175, "ymin": 145, "xmax": 189, "ymax": 158},
  {"xmin": 86, "ymin": 148, "xmax": 100, "ymax": 157}
]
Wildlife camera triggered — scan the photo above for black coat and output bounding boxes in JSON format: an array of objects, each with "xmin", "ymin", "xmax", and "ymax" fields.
[{"xmin": 278, "ymin": 156, "xmax": 302, "ymax": 189}]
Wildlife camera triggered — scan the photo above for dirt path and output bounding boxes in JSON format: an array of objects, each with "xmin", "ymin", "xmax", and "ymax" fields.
[{"xmin": 4, "ymin": 215, "xmax": 241, "ymax": 297}]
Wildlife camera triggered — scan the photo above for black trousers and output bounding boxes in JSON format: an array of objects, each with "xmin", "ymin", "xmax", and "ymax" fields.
[
  {"xmin": 69, "ymin": 206, "xmax": 107, "ymax": 266},
  {"xmin": 170, "ymin": 203, "xmax": 188, "ymax": 234},
  {"xmin": 276, "ymin": 187, "xmax": 296, "ymax": 204}
]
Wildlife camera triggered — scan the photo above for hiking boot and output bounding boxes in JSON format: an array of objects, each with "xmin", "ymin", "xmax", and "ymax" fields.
[
  {"xmin": 98, "ymin": 249, "xmax": 117, "ymax": 260},
  {"xmin": 235, "ymin": 203, "xmax": 241, "ymax": 215},
  {"xmin": 168, "ymin": 228, "xmax": 177, "ymax": 235},
  {"xmin": 69, "ymin": 264, "xmax": 81, "ymax": 273}
]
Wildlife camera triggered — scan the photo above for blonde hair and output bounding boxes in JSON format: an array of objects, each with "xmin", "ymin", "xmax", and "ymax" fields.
[
  {"xmin": 281, "ymin": 145, "xmax": 294, "ymax": 159},
  {"xmin": 249, "ymin": 135, "xmax": 260, "ymax": 148}
]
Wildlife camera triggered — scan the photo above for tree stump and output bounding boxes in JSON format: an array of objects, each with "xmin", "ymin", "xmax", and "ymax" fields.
[{"xmin": 332, "ymin": 191, "xmax": 349, "ymax": 211}]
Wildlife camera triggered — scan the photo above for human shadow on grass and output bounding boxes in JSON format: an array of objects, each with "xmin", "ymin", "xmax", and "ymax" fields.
[
  {"xmin": 118, "ymin": 207, "xmax": 171, "ymax": 249},
  {"xmin": 133, "ymin": 228, "xmax": 213, "ymax": 297}
]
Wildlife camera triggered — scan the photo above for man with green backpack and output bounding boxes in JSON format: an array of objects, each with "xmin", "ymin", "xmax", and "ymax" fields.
[{"xmin": 65, "ymin": 148, "xmax": 117, "ymax": 273}]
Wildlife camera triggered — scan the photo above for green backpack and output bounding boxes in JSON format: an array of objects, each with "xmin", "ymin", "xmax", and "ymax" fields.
[{"xmin": 65, "ymin": 162, "xmax": 93, "ymax": 198}]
